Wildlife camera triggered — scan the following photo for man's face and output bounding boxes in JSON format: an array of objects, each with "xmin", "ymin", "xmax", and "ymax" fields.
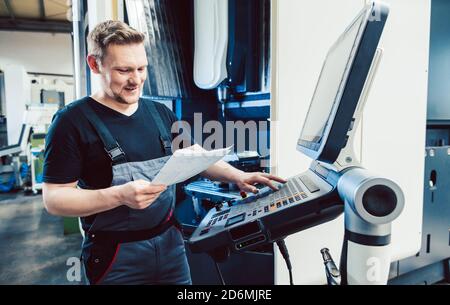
[{"xmin": 97, "ymin": 43, "xmax": 148, "ymax": 105}]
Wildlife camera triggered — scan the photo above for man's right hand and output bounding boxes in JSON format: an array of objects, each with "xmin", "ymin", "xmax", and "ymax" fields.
[{"xmin": 118, "ymin": 180, "xmax": 167, "ymax": 210}]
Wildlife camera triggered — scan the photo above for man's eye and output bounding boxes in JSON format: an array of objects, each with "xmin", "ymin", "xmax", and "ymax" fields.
[{"xmin": 118, "ymin": 69, "xmax": 129, "ymax": 73}]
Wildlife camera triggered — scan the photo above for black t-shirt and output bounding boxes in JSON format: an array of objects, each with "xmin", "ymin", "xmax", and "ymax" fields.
[{"xmin": 43, "ymin": 97, "xmax": 178, "ymax": 189}]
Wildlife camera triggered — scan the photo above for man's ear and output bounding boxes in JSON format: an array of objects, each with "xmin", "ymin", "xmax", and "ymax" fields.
[{"xmin": 87, "ymin": 55, "xmax": 101, "ymax": 74}]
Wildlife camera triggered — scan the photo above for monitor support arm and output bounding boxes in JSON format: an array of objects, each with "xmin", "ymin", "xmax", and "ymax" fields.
[
  {"xmin": 325, "ymin": 48, "xmax": 384, "ymax": 172},
  {"xmin": 336, "ymin": 167, "xmax": 404, "ymax": 284},
  {"xmin": 319, "ymin": 48, "xmax": 405, "ymax": 284}
]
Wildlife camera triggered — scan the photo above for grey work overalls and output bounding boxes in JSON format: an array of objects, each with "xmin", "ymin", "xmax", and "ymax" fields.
[{"xmin": 78, "ymin": 100, "xmax": 191, "ymax": 285}]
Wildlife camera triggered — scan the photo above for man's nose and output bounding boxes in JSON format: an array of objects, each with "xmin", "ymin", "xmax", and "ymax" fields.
[{"xmin": 128, "ymin": 71, "xmax": 140, "ymax": 85}]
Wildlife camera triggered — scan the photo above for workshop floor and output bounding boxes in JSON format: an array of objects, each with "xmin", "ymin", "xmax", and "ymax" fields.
[{"xmin": 0, "ymin": 192, "xmax": 83, "ymax": 285}]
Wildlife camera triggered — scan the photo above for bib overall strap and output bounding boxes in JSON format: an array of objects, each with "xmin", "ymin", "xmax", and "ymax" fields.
[
  {"xmin": 78, "ymin": 102, "xmax": 127, "ymax": 165},
  {"xmin": 142, "ymin": 99, "xmax": 173, "ymax": 156}
]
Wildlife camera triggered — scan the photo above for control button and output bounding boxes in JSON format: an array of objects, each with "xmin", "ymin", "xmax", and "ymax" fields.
[
  {"xmin": 212, "ymin": 209, "xmax": 231, "ymax": 219},
  {"xmin": 218, "ymin": 216, "xmax": 223, "ymax": 222},
  {"xmin": 242, "ymin": 197, "xmax": 254, "ymax": 204},
  {"xmin": 300, "ymin": 176, "xmax": 320, "ymax": 193},
  {"xmin": 211, "ymin": 218, "xmax": 217, "ymax": 226},
  {"xmin": 200, "ymin": 228, "xmax": 210, "ymax": 236},
  {"xmin": 215, "ymin": 202, "xmax": 223, "ymax": 212},
  {"xmin": 348, "ymin": 118, "xmax": 355, "ymax": 132},
  {"xmin": 289, "ymin": 197, "xmax": 294, "ymax": 203},
  {"xmin": 224, "ymin": 214, "xmax": 229, "ymax": 219},
  {"xmin": 293, "ymin": 179, "xmax": 303, "ymax": 193},
  {"xmin": 276, "ymin": 202, "xmax": 282, "ymax": 208},
  {"xmin": 295, "ymin": 195, "xmax": 301, "ymax": 201},
  {"xmin": 253, "ymin": 210, "xmax": 257, "ymax": 216},
  {"xmin": 301, "ymin": 193, "xmax": 308, "ymax": 199},
  {"xmin": 264, "ymin": 206, "xmax": 269, "ymax": 213},
  {"xmin": 207, "ymin": 220, "xmax": 212, "ymax": 227}
]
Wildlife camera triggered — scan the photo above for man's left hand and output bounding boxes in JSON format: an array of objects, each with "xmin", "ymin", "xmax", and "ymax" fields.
[{"xmin": 234, "ymin": 172, "xmax": 287, "ymax": 195}]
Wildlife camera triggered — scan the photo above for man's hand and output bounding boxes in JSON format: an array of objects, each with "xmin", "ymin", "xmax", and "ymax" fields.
[
  {"xmin": 118, "ymin": 179, "xmax": 167, "ymax": 210},
  {"xmin": 234, "ymin": 172, "xmax": 287, "ymax": 194}
]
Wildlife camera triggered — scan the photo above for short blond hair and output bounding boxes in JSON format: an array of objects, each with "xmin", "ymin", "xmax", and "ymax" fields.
[{"xmin": 87, "ymin": 20, "xmax": 145, "ymax": 62}]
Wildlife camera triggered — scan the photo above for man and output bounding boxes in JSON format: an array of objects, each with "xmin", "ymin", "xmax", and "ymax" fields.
[{"xmin": 43, "ymin": 20, "xmax": 285, "ymax": 285}]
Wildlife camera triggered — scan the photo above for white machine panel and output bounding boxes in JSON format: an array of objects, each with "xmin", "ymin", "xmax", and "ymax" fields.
[{"xmin": 193, "ymin": 0, "xmax": 228, "ymax": 89}]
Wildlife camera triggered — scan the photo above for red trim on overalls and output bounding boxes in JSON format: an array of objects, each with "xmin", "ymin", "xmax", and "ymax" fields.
[
  {"xmin": 94, "ymin": 243, "xmax": 121, "ymax": 285},
  {"xmin": 164, "ymin": 208, "xmax": 173, "ymax": 223}
]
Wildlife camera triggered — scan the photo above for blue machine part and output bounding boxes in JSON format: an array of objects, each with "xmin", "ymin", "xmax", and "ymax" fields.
[{"xmin": 0, "ymin": 170, "xmax": 15, "ymax": 193}]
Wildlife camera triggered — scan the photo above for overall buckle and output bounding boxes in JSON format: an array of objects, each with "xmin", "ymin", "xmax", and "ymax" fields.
[{"xmin": 105, "ymin": 143, "xmax": 125, "ymax": 162}]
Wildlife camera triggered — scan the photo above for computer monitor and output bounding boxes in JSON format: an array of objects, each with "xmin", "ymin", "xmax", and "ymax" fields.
[{"xmin": 297, "ymin": 1, "xmax": 389, "ymax": 164}]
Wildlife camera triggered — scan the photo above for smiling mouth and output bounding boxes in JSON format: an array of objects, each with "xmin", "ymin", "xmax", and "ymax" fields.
[{"xmin": 124, "ymin": 86, "xmax": 138, "ymax": 92}]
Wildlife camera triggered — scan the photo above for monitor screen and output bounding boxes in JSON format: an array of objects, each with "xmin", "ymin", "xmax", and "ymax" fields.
[
  {"xmin": 299, "ymin": 12, "xmax": 366, "ymax": 150},
  {"xmin": 297, "ymin": 1, "xmax": 388, "ymax": 163}
]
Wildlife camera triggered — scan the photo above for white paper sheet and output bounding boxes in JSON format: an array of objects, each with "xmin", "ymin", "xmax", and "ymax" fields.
[{"xmin": 152, "ymin": 145, "xmax": 233, "ymax": 186}]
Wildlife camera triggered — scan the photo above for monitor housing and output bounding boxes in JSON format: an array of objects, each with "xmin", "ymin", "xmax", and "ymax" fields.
[{"xmin": 297, "ymin": 1, "xmax": 389, "ymax": 169}]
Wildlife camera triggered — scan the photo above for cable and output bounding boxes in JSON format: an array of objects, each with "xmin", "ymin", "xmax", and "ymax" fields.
[
  {"xmin": 276, "ymin": 239, "xmax": 293, "ymax": 285},
  {"xmin": 214, "ymin": 260, "xmax": 226, "ymax": 285},
  {"xmin": 209, "ymin": 247, "xmax": 229, "ymax": 285}
]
